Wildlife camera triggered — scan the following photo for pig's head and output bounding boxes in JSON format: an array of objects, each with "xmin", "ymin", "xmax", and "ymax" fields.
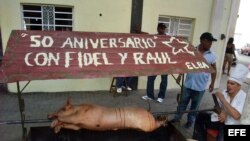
[{"xmin": 48, "ymin": 97, "xmax": 75, "ymax": 119}]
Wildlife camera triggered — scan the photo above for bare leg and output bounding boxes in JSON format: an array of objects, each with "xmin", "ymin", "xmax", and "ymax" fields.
[
  {"xmin": 227, "ymin": 60, "xmax": 233, "ymax": 76},
  {"xmin": 222, "ymin": 59, "xmax": 227, "ymax": 74}
]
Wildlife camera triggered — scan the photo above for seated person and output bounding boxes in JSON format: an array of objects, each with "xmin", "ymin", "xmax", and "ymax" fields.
[
  {"xmin": 192, "ymin": 64, "xmax": 249, "ymax": 141},
  {"xmin": 116, "ymin": 77, "xmax": 133, "ymax": 93}
]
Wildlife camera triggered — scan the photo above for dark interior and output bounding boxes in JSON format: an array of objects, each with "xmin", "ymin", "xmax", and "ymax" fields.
[{"xmin": 26, "ymin": 123, "xmax": 186, "ymax": 141}]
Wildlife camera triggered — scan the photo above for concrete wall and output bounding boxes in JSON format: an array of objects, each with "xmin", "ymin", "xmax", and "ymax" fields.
[
  {"xmin": 139, "ymin": 0, "xmax": 215, "ymax": 90},
  {"xmin": 1, "ymin": 0, "xmax": 132, "ymax": 92},
  {"xmin": 0, "ymin": 0, "xmax": 238, "ymax": 92},
  {"xmin": 241, "ymin": 85, "xmax": 250, "ymax": 124}
]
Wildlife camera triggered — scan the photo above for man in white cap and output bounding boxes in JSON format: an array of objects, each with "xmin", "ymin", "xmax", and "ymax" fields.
[{"xmin": 192, "ymin": 64, "xmax": 249, "ymax": 141}]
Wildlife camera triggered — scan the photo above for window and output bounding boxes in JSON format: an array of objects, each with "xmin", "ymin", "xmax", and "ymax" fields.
[
  {"xmin": 22, "ymin": 5, "xmax": 73, "ymax": 31},
  {"xmin": 158, "ymin": 16, "xmax": 194, "ymax": 41}
]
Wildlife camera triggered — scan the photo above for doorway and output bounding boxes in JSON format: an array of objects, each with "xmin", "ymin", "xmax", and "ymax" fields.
[{"xmin": 0, "ymin": 27, "xmax": 8, "ymax": 93}]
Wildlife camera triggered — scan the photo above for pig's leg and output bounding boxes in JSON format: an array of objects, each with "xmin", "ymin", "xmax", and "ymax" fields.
[
  {"xmin": 51, "ymin": 119, "xmax": 80, "ymax": 133},
  {"xmin": 54, "ymin": 123, "xmax": 81, "ymax": 133},
  {"xmin": 54, "ymin": 124, "xmax": 63, "ymax": 133},
  {"xmin": 50, "ymin": 120, "xmax": 64, "ymax": 133},
  {"xmin": 57, "ymin": 113, "xmax": 80, "ymax": 125},
  {"xmin": 51, "ymin": 119, "xmax": 63, "ymax": 128},
  {"xmin": 61, "ymin": 123, "xmax": 81, "ymax": 131},
  {"xmin": 153, "ymin": 116, "xmax": 168, "ymax": 129}
]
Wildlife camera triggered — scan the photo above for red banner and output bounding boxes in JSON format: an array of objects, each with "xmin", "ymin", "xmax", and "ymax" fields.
[{"xmin": 0, "ymin": 30, "xmax": 214, "ymax": 83}]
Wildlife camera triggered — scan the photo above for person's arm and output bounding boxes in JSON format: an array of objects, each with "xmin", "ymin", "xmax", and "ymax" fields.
[
  {"xmin": 218, "ymin": 111, "xmax": 227, "ymax": 123},
  {"xmin": 209, "ymin": 63, "xmax": 217, "ymax": 92},
  {"xmin": 215, "ymin": 92, "xmax": 241, "ymax": 120}
]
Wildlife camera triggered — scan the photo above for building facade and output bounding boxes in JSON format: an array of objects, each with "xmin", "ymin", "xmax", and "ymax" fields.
[{"xmin": 0, "ymin": 0, "xmax": 240, "ymax": 92}]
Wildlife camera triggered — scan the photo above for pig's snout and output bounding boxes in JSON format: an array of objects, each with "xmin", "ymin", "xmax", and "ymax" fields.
[{"xmin": 48, "ymin": 113, "xmax": 58, "ymax": 120}]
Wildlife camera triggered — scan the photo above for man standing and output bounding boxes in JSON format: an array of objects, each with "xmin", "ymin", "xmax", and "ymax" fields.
[
  {"xmin": 141, "ymin": 23, "xmax": 168, "ymax": 103},
  {"xmin": 170, "ymin": 32, "xmax": 217, "ymax": 128}
]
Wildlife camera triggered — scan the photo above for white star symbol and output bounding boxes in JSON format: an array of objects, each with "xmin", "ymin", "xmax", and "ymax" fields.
[{"xmin": 162, "ymin": 37, "xmax": 195, "ymax": 56}]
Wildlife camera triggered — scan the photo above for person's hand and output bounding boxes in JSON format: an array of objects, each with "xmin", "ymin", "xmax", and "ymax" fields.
[
  {"xmin": 209, "ymin": 83, "xmax": 214, "ymax": 92},
  {"xmin": 215, "ymin": 92, "xmax": 225, "ymax": 101},
  {"xmin": 218, "ymin": 111, "xmax": 227, "ymax": 123}
]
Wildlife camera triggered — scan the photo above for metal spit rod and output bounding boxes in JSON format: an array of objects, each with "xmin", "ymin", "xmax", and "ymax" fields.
[
  {"xmin": 0, "ymin": 119, "xmax": 52, "ymax": 125},
  {"xmin": 1, "ymin": 94, "xmax": 221, "ymax": 125},
  {"xmin": 153, "ymin": 93, "xmax": 221, "ymax": 117},
  {"xmin": 0, "ymin": 108, "xmax": 218, "ymax": 125},
  {"xmin": 152, "ymin": 108, "xmax": 215, "ymax": 117},
  {"xmin": 0, "ymin": 109, "xmax": 214, "ymax": 125},
  {"xmin": 153, "ymin": 94, "xmax": 221, "ymax": 117}
]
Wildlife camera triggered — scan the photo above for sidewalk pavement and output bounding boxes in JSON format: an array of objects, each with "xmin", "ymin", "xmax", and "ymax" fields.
[{"xmin": 0, "ymin": 72, "xmax": 249, "ymax": 141}]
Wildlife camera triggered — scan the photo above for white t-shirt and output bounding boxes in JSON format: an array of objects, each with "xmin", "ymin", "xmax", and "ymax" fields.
[{"xmin": 211, "ymin": 89, "xmax": 246, "ymax": 125}]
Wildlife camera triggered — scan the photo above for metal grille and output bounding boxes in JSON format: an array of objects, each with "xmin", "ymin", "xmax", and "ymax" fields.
[
  {"xmin": 42, "ymin": 6, "xmax": 54, "ymax": 30},
  {"xmin": 159, "ymin": 16, "xmax": 194, "ymax": 41},
  {"xmin": 22, "ymin": 5, "xmax": 73, "ymax": 31}
]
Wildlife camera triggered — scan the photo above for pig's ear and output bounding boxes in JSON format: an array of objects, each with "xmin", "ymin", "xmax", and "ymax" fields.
[
  {"xmin": 64, "ymin": 97, "xmax": 73, "ymax": 110},
  {"xmin": 66, "ymin": 97, "xmax": 72, "ymax": 106}
]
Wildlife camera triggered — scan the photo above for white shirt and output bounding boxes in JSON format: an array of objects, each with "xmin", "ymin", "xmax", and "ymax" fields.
[{"xmin": 211, "ymin": 89, "xmax": 246, "ymax": 125}]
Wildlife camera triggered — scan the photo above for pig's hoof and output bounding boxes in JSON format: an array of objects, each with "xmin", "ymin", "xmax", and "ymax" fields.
[{"xmin": 51, "ymin": 119, "xmax": 59, "ymax": 128}]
